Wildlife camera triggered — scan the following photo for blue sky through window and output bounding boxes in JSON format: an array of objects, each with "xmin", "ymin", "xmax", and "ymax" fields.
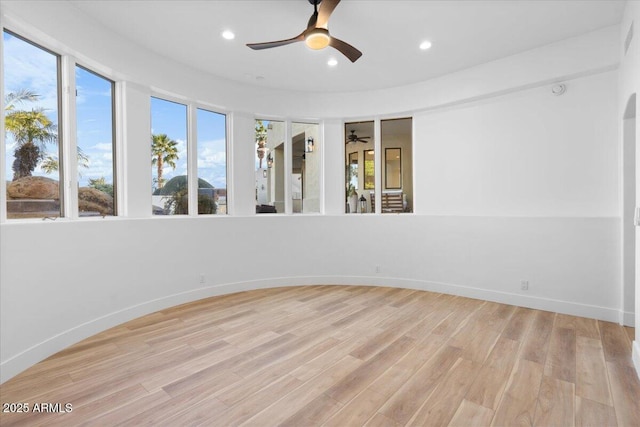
[{"xmin": 3, "ymin": 31, "xmax": 59, "ymax": 182}]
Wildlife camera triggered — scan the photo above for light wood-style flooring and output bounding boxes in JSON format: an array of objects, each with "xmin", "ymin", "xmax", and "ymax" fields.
[{"xmin": 0, "ymin": 285, "xmax": 638, "ymax": 426}]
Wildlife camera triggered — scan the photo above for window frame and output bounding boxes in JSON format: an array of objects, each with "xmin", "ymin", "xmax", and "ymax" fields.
[
  {"xmin": 194, "ymin": 105, "xmax": 229, "ymax": 216},
  {"xmin": 2, "ymin": 28, "xmax": 65, "ymax": 219},
  {"xmin": 150, "ymin": 90, "xmax": 231, "ymax": 217},
  {"xmin": 1, "ymin": 24, "xmax": 122, "ymax": 222},
  {"xmin": 74, "ymin": 63, "xmax": 118, "ymax": 217}
]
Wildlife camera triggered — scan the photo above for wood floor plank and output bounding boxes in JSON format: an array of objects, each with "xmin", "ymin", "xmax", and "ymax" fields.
[
  {"xmin": 0, "ymin": 286, "xmax": 636, "ymax": 427},
  {"xmin": 556, "ymin": 314, "xmax": 600, "ymax": 339},
  {"xmin": 576, "ymin": 336, "xmax": 612, "ymax": 405},
  {"xmin": 199, "ymin": 374, "xmax": 302, "ymax": 427},
  {"xmin": 533, "ymin": 375, "xmax": 575, "ymax": 427},
  {"xmin": 502, "ymin": 306, "xmax": 536, "ymax": 342},
  {"xmin": 449, "ymin": 318, "xmax": 501, "ymax": 363},
  {"xmin": 606, "ymin": 361, "xmax": 640, "ymax": 427},
  {"xmin": 575, "ymin": 396, "xmax": 617, "ymax": 427},
  {"xmin": 325, "ymin": 335, "xmax": 416, "ymax": 404},
  {"xmin": 600, "ymin": 320, "xmax": 633, "ymax": 366},
  {"xmin": 408, "ymin": 357, "xmax": 480, "ymax": 426},
  {"xmin": 447, "ymin": 399, "xmax": 495, "ymax": 427},
  {"xmin": 241, "ymin": 355, "xmax": 363, "ymax": 426},
  {"xmin": 363, "ymin": 412, "xmax": 403, "ymax": 427},
  {"xmin": 465, "ymin": 336, "xmax": 520, "ymax": 409},
  {"xmin": 379, "ymin": 345, "xmax": 463, "ymax": 425},
  {"xmin": 367, "ymin": 333, "xmax": 449, "ymax": 400},
  {"xmin": 323, "ymin": 388, "xmax": 389, "ymax": 427},
  {"xmin": 521, "ymin": 310, "xmax": 555, "ymax": 364},
  {"xmin": 545, "ymin": 326, "xmax": 576, "ymax": 383},
  {"xmin": 491, "ymin": 359, "xmax": 544, "ymax": 426}
]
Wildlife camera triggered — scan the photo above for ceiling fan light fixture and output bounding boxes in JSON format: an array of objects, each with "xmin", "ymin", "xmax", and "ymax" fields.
[{"xmin": 305, "ymin": 28, "xmax": 330, "ymax": 50}]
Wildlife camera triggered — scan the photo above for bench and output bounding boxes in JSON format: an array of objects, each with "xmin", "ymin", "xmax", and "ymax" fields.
[{"xmin": 370, "ymin": 191, "xmax": 404, "ymax": 213}]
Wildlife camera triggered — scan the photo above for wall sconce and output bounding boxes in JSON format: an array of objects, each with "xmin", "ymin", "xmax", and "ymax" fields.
[
  {"xmin": 267, "ymin": 153, "xmax": 274, "ymax": 168},
  {"xmin": 306, "ymin": 137, "xmax": 315, "ymax": 153},
  {"xmin": 359, "ymin": 195, "xmax": 367, "ymax": 213}
]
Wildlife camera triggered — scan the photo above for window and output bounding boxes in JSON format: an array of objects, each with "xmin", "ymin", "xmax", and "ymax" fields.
[
  {"xmin": 151, "ymin": 97, "xmax": 188, "ymax": 215},
  {"xmin": 4, "ymin": 30, "xmax": 62, "ymax": 219},
  {"xmin": 345, "ymin": 121, "xmax": 374, "ymax": 213},
  {"xmin": 76, "ymin": 65, "xmax": 116, "ymax": 216},
  {"xmin": 292, "ymin": 122, "xmax": 320, "ymax": 214},
  {"xmin": 381, "ymin": 118, "xmax": 412, "ymax": 213},
  {"xmin": 255, "ymin": 119, "xmax": 284, "ymax": 214},
  {"xmin": 345, "ymin": 119, "xmax": 412, "ymax": 214},
  {"xmin": 197, "ymin": 108, "xmax": 227, "ymax": 215}
]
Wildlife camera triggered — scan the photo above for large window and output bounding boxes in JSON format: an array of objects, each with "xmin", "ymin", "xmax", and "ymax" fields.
[
  {"xmin": 345, "ymin": 118, "xmax": 412, "ymax": 213},
  {"xmin": 255, "ymin": 119, "xmax": 284, "ymax": 214},
  {"xmin": 197, "ymin": 108, "xmax": 227, "ymax": 215},
  {"xmin": 4, "ymin": 30, "xmax": 62, "ymax": 219},
  {"xmin": 381, "ymin": 118, "xmax": 412, "ymax": 213},
  {"xmin": 151, "ymin": 97, "xmax": 188, "ymax": 215},
  {"xmin": 345, "ymin": 121, "xmax": 374, "ymax": 213},
  {"xmin": 76, "ymin": 66, "xmax": 116, "ymax": 217}
]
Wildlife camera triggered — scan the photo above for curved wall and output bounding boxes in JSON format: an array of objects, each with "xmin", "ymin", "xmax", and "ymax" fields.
[{"xmin": 0, "ymin": 0, "xmax": 630, "ymax": 382}]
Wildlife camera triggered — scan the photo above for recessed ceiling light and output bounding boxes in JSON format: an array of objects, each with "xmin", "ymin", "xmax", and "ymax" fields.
[
  {"xmin": 419, "ymin": 40, "xmax": 432, "ymax": 50},
  {"xmin": 328, "ymin": 58, "xmax": 338, "ymax": 67},
  {"xmin": 222, "ymin": 30, "xmax": 235, "ymax": 40}
]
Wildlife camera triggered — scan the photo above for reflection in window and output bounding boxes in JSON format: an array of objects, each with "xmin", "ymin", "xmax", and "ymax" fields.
[
  {"xmin": 4, "ymin": 30, "xmax": 62, "ymax": 219},
  {"xmin": 256, "ymin": 119, "xmax": 284, "ymax": 213},
  {"xmin": 292, "ymin": 122, "xmax": 320, "ymax": 214},
  {"xmin": 197, "ymin": 108, "xmax": 227, "ymax": 215},
  {"xmin": 151, "ymin": 97, "xmax": 188, "ymax": 215},
  {"xmin": 76, "ymin": 66, "xmax": 116, "ymax": 217},
  {"xmin": 345, "ymin": 121, "xmax": 374, "ymax": 213},
  {"xmin": 364, "ymin": 150, "xmax": 375, "ymax": 190},
  {"xmin": 381, "ymin": 118, "xmax": 412, "ymax": 213},
  {"xmin": 385, "ymin": 148, "xmax": 401, "ymax": 189}
]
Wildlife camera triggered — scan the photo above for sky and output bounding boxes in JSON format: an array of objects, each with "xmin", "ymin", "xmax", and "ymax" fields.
[{"xmin": 4, "ymin": 30, "xmax": 227, "ymax": 191}]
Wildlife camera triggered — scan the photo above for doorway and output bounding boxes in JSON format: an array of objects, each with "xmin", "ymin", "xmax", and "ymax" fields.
[{"xmin": 624, "ymin": 93, "xmax": 636, "ymax": 328}]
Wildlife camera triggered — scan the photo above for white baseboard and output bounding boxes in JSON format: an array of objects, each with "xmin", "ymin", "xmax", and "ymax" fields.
[
  {"xmin": 0, "ymin": 276, "xmax": 625, "ymax": 383},
  {"xmin": 621, "ymin": 310, "xmax": 636, "ymax": 327}
]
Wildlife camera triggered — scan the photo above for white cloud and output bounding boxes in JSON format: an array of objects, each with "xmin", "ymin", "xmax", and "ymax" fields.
[
  {"xmin": 91, "ymin": 142, "xmax": 113, "ymax": 151},
  {"xmin": 4, "ymin": 34, "xmax": 59, "ymax": 114}
]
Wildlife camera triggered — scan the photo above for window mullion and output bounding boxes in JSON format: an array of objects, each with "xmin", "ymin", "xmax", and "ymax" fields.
[
  {"xmin": 373, "ymin": 119, "xmax": 382, "ymax": 214},
  {"xmin": 61, "ymin": 55, "xmax": 78, "ymax": 219},
  {"xmin": 187, "ymin": 104, "xmax": 198, "ymax": 216},
  {"xmin": 0, "ymin": 26, "xmax": 6, "ymax": 223},
  {"xmin": 284, "ymin": 120, "xmax": 292, "ymax": 214}
]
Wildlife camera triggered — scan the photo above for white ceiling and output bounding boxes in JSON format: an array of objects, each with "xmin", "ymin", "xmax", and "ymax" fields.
[{"xmin": 68, "ymin": 0, "xmax": 625, "ymax": 93}]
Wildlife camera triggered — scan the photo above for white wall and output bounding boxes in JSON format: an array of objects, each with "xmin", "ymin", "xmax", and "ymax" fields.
[
  {"xmin": 0, "ymin": 0, "xmax": 629, "ymax": 382},
  {"xmin": 617, "ymin": 0, "xmax": 640, "ymax": 376},
  {"xmin": 415, "ymin": 71, "xmax": 618, "ymax": 217}
]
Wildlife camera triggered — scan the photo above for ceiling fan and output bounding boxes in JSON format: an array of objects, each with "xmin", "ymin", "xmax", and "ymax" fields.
[
  {"xmin": 346, "ymin": 130, "xmax": 371, "ymax": 144},
  {"xmin": 246, "ymin": 0, "xmax": 362, "ymax": 63}
]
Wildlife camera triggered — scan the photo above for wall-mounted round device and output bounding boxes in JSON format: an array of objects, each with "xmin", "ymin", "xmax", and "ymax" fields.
[{"xmin": 551, "ymin": 83, "xmax": 566, "ymax": 96}]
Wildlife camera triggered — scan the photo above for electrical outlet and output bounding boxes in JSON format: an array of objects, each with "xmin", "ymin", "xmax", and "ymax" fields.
[
  {"xmin": 200, "ymin": 274, "xmax": 206, "ymax": 284},
  {"xmin": 520, "ymin": 280, "xmax": 529, "ymax": 291}
]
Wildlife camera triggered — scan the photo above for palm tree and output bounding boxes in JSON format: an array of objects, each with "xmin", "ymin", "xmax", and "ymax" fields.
[
  {"xmin": 151, "ymin": 133, "xmax": 179, "ymax": 189},
  {"xmin": 5, "ymin": 89, "xmax": 39, "ymax": 111},
  {"xmin": 5, "ymin": 104, "xmax": 58, "ymax": 180},
  {"xmin": 256, "ymin": 120, "xmax": 267, "ymax": 168}
]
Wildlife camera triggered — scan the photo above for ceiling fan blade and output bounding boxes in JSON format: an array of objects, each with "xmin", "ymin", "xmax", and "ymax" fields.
[
  {"xmin": 329, "ymin": 36, "xmax": 362, "ymax": 62},
  {"xmin": 247, "ymin": 33, "xmax": 305, "ymax": 50},
  {"xmin": 317, "ymin": 0, "xmax": 340, "ymax": 29}
]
